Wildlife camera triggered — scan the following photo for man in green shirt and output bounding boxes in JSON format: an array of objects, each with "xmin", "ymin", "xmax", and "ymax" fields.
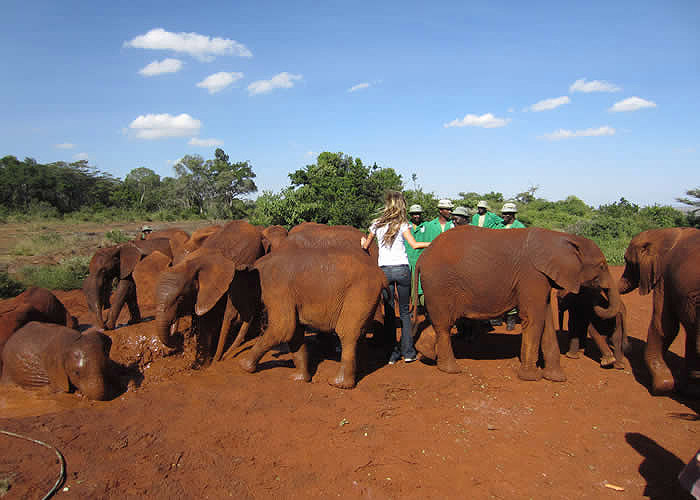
[
  {"xmin": 500, "ymin": 202, "xmax": 526, "ymax": 229},
  {"xmin": 413, "ymin": 199, "xmax": 455, "ymax": 304},
  {"xmin": 451, "ymin": 206, "xmax": 470, "ymax": 226},
  {"xmin": 405, "ymin": 204, "xmax": 425, "ymax": 280},
  {"xmin": 500, "ymin": 202, "xmax": 526, "ymax": 329},
  {"xmin": 471, "ymin": 200, "xmax": 504, "ymax": 228}
]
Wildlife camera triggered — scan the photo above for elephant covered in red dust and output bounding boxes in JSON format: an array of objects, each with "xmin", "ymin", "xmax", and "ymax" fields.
[
  {"xmin": 415, "ymin": 226, "xmax": 621, "ymax": 382},
  {"xmin": 238, "ymin": 247, "xmax": 387, "ymax": 389},
  {"xmin": 0, "ymin": 287, "xmax": 78, "ymax": 371},
  {"xmin": 618, "ymin": 228, "xmax": 700, "ymax": 394}
]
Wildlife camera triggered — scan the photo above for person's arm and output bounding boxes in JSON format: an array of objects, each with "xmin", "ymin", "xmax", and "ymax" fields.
[
  {"xmin": 361, "ymin": 231, "xmax": 375, "ymax": 250},
  {"xmin": 403, "ymin": 228, "xmax": 429, "ymax": 249}
]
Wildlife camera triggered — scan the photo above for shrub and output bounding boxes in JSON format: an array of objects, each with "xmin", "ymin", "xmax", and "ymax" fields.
[
  {"xmin": 0, "ymin": 270, "xmax": 25, "ymax": 298},
  {"xmin": 104, "ymin": 229, "xmax": 130, "ymax": 244},
  {"xmin": 18, "ymin": 256, "xmax": 90, "ymax": 291}
]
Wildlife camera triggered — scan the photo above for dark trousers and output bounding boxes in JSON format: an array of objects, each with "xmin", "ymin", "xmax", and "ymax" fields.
[{"xmin": 380, "ymin": 264, "xmax": 417, "ymax": 359}]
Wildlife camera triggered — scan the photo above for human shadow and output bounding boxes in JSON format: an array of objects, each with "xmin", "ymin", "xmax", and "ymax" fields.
[{"xmin": 625, "ymin": 432, "xmax": 694, "ymax": 500}]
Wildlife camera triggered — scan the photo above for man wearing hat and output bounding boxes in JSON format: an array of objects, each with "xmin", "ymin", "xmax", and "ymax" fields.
[
  {"xmin": 451, "ymin": 206, "xmax": 470, "ymax": 226},
  {"xmin": 412, "ymin": 199, "xmax": 455, "ymax": 305},
  {"xmin": 500, "ymin": 202, "xmax": 526, "ymax": 229},
  {"xmin": 470, "ymin": 200, "xmax": 504, "ymax": 228},
  {"xmin": 140, "ymin": 225, "xmax": 153, "ymax": 240},
  {"xmin": 405, "ymin": 204, "xmax": 426, "ymax": 282}
]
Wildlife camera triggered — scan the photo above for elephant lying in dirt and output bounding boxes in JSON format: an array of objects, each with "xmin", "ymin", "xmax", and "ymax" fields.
[
  {"xmin": 415, "ymin": 226, "xmax": 621, "ymax": 382},
  {"xmin": 619, "ymin": 227, "xmax": 700, "ymax": 394},
  {"xmin": 1, "ymin": 322, "xmax": 112, "ymax": 400},
  {"xmin": 83, "ymin": 237, "xmax": 174, "ymax": 330},
  {"xmin": 557, "ymin": 288, "xmax": 628, "ymax": 369},
  {"xmin": 238, "ymin": 247, "xmax": 387, "ymax": 389},
  {"xmin": 0, "ymin": 287, "xmax": 78, "ymax": 371}
]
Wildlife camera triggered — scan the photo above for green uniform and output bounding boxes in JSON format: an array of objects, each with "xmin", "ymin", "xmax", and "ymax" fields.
[
  {"xmin": 470, "ymin": 211, "xmax": 504, "ymax": 228},
  {"xmin": 404, "ymin": 222, "xmax": 425, "ymax": 273},
  {"xmin": 411, "ymin": 217, "xmax": 454, "ymax": 297},
  {"xmin": 503, "ymin": 219, "xmax": 526, "ymax": 229}
]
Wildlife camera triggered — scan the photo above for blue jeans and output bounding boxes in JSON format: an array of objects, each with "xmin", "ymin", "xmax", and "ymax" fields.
[{"xmin": 380, "ymin": 264, "xmax": 416, "ymax": 359}]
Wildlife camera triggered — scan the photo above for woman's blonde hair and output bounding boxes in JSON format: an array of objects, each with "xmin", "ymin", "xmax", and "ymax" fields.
[{"xmin": 373, "ymin": 190, "xmax": 408, "ymax": 246}]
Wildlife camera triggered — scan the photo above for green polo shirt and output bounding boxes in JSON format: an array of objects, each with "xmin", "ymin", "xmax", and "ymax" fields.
[
  {"xmin": 411, "ymin": 217, "xmax": 454, "ymax": 296},
  {"xmin": 503, "ymin": 219, "xmax": 526, "ymax": 229},
  {"xmin": 470, "ymin": 211, "xmax": 504, "ymax": 228}
]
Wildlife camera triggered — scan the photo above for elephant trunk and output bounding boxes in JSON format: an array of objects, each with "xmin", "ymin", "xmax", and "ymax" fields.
[
  {"xmin": 155, "ymin": 316, "xmax": 177, "ymax": 348},
  {"xmin": 593, "ymin": 272, "xmax": 621, "ymax": 320},
  {"xmin": 618, "ymin": 264, "xmax": 637, "ymax": 295},
  {"xmin": 82, "ymin": 275, "xmax": 107, "ymax": 330}
]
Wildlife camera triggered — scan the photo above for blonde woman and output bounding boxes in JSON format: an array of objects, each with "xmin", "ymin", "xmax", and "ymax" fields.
[{"xmin": 362, "ymin": 191, "xmax": 430, "ymax": 364}]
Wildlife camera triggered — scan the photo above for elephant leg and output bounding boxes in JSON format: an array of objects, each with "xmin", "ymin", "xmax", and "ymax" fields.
[
  {"xmin": 589, "ymin": 323, "xmax": 615, "ymax": 367},
  {"xmin": 565, "ymin": 305, "xmax": 585, "ymax": 359},
  {"xmin": 435, "ymin": 324, "xmax": 460, "ymax": 374},
  {"xmin": 288, "ymin": 324, "xmax": 311, "ymax": 382},
  {"xmin": 106, "ymin": 279, "xmax": 139, "ymax": 329},
  {"xmin": 646, "ymin": 291, "xmax": 677, "ymax": 393},
  {"xmin": 680, "ymin": 312, "xmax": 700, "ymax": 394},
  {"xmin": 330, "ymin": 325, "xmax": 363, "ymax": 389},
  {"xmin": 214, "ymin": 298, "xmax": 238, "ymax": 361},
  {"xmin": 228, "ymin": 315, "xmax": 253, "ymax": 351},
  {"xmin": 239, "ymin": 304, "xmax": 294, "ymax": 374},
  {"xmin": 541, "ymin": 299, "xmax": 566, "ymax": 382}
]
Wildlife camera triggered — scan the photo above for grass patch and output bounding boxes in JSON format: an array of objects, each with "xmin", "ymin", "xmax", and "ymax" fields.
[
  {"xmin": 11, "ymin": 232, "xmax": 64, "ymax": 256},
  {"xmin": 104, "ymin": 229, "xmax": 130, "ymax": 245},
  {"xmin": 593, "ymin": 237, "xmax": 631, "ymax": 266},
  {"xmin": 18, "ymin": 256, "xmax": 90, "ymax": 291}
]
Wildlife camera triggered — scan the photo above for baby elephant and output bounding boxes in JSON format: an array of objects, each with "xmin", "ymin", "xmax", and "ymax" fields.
[
  {"xmin": 558, "ymin": 288, "xmax": 628, "ymax": 369},
  {"xmin": 238, "ymin": 247, "xmax": 387, "ymax": 389},
  {"xmin": 0, "ymin": 287, "xmax": 78, "ymax": 371},
  {"xmin": 1, "ymin": 322, "xmax": 112, "ymax": 400}
]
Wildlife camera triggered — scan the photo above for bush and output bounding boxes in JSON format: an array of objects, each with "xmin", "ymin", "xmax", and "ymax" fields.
[
  {"xmin": 104, "ymin": 229, "xmax": 130, "ymax": 244},
  {"xmin": 0, "ymin": 270, "xmax": 25, "ymax": 298},
  {"xmin": 18, "ymin": 256, "xmax": 90, "ymax": 291},
  {"xmin": 11, "ymin": 232, "xmax": 64, "ymax": 256}
]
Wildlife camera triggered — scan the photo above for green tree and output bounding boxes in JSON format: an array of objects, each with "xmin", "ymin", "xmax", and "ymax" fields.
[
  {"xmin": 124, "ymin": 167, "xmax": 161, "ymax": 210},
  {"xmin": 677, "ymin": 187, "xmax": 700, "ymax": 227}
]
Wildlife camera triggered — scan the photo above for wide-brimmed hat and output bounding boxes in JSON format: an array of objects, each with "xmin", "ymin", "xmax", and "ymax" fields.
[
  {"xmin": 476, "ymin": 200, "xmax": 489, "ymax": 209},
  {"xmin": 437, "ymin": 199, "xmax": 454, "ymax": 209},
  {"xmin": 408, "ymin": 204, "xmax": 424, "ymax": 214},
  {"xmin": 501, "ymin": 202, "xmax": 518, "ymax": 213},
  {"xmin": 141, "ymin": 225, "xmax": 153, "ymax": 232},
  {"xmin": 451, "ymin": 206, "xmax": 470, "ymax": 217}
]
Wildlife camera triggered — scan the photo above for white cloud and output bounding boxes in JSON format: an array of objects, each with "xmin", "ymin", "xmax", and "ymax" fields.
[
  {"xmin": 196, "ymin": 72, "xmax": 243, "ymax": 94},
  {"xmin": 443, "ymin": 113, "xmax": 511, "ymax": 129},
  {"xmin": 608, "ymin": 96, "xmax": 657, "ymax": 112},
  {"xmin": 247, "ymin": 72, "xmax": 302, "ymax": 95},
  {"xmin": 138, "ymin": 58, "xmax": 183, "ymax": 76},
  {"xmin": 128, "ymin": 113, "xmax": 201, "ymax": 140},
  {"xmin": 188, "ymin": 137, "xmax": 223, "ymax": 147},
  {"xmin": 124, "ymin": 28, "xmax": 252, "ymax": 62},
  {"xmin": 569, "ymin": 78, "xmax": 621, "ymax": 93},
  {"xmin": 55, "ymin": 143, "xmax": 75, "ymax": 149},
  {"xmin": 541, "ymin": 126, "xmax": 616, "ymax": 140},
  {"xmin": 348, "ymin": 82, "xmax": 370, "ymax": 93},
  {"xmin": 527, "ymin": 96, "xmax": 570, "ymax": 112},
  {"xmin": 73, "ymin": 152, "xmax": 89, "ymax": 161}
]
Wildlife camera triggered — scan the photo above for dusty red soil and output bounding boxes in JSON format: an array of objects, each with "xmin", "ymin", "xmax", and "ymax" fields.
[{"xmin": 1, "ymin": 266, "xmax": 698, "ymax": 499}]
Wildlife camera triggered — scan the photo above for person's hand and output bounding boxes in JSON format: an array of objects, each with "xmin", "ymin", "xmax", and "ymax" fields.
[{"xmin": 360, "ymin": 236, "xmax": 367, "ymax": 248}]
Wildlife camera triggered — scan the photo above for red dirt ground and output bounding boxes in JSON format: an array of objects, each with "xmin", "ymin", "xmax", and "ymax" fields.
[{"xmin": 1, "ymin": 266, "xmax": 697, "ymax": 499}]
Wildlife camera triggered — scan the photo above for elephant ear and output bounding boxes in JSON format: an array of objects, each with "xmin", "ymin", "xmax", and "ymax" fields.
[
  {"xmin": 637, "ymin": 241, "xmax": 660, "ymax": 296},
  {"xmin": 527, "ymin": 228, "xmax": 584, "ymax": 294},
  {"xmin": 119, "ymin": 244, "xmax": 143, "ymax": 279},
  {"xmin": 194, "ymin": 253, "xmax": 236, "ymax": 316},
  {"xmin": 45, "ymin": 331, "xmax": 76, "ymax": 393}
]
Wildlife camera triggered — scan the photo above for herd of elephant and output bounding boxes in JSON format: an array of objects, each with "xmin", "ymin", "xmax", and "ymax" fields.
[{"xmin": 0, "ymin": 221, "xmax": 698, "ymax": 401}]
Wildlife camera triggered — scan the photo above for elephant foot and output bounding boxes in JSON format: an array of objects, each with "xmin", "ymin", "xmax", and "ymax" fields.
[
  {"xmin": 238, "ymin": 356, "xmax": 258, "ymax": 374},
  {"xmin": 414, "ymin": 326, "xmax": 436, "ymax": 360},
  {"xmin": 565, "ymin": 350, "xmax": 580, "ymax": 359},
  {"xmin": 329, "ymin": 374, "xmax": 355, "ymax": 389},
  {"xmin": 127, "ymin": 316, "xmax": 142, "ymax": 325},
  {"xmin": 437, "ymin": 358, "xmax": 462, "ymax": 374},
  {"xmin": 613, "ymin": 360, "xmax": 625, "ymax": 370},
  {"xmin": 543, "ymin": 366, "xmax": 567, "ymax": 382},
  {"xmin": 651, "ymin": 376, "xmax": 675, "ymax": 395},
  {"xmin": 517, "ymin": 365, "xmax": 542, "ymax": 381},
  {"xmin": 105, "ymin": 320, "xmax": 116, "ymax": 330},
  {"xmin": 600, "ymin": 354, "xmax": 616, "ymax": 367}
]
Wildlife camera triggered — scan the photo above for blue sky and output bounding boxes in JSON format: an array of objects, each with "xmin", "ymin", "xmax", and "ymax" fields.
[{"xmin": 1, "ymin": 0, "xmax": 698, "ymax": 208}]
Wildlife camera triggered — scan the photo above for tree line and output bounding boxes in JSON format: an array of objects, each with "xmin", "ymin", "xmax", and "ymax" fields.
[{"xmin": 1, "ymin": 150, "xmax": 698, "ymax": 249}]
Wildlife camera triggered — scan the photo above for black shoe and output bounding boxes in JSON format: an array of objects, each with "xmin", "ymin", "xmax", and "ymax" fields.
[
  {"xmin": 388, "ymin": 351, "xmax": 402, "ymax": 364},
  {"xmin": 506, "ymin": 316, "xmax": 517, "ymax": 331}
]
